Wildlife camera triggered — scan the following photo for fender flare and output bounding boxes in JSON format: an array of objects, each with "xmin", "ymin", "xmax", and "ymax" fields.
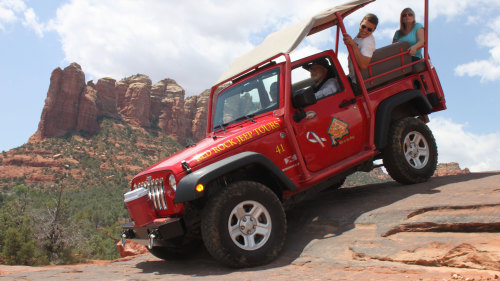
[
  {"xmin": 375, "ymin": 90, "xmax": 432, "ymax": 149},
  {"xmin": 174, "ymin": 151, "xmax": 298, "ymax": 203}
]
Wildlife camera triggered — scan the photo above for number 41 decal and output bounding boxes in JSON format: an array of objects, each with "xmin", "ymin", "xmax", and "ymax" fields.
[{"xmin": 275, "ymin": 144, "xmax": 285, "ymax": 154}]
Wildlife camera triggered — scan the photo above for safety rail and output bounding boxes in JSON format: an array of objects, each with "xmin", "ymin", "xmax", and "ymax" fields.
[
  {"xmin": 361, "ymin": 43, "xmax": 426, "ymax": 90},
  {"xmin": 364, "ymin": 50, "xmax": 425, "ymax": 85}
]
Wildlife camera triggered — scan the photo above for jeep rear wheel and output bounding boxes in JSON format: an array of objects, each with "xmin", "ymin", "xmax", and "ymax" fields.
[
  {"xmin": 383, "ymin": 117, "xmax": 437, "ymax": 184},
  {"xmin": 329, "ymin": 176, "xmax": 346, "ymax": 189},
  {"xmin": 201, "ymin": 181, "xmax": 286, "ymax": 268}
]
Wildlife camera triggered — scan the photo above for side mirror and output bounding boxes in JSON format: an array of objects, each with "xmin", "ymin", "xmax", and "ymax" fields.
[
  {"xmin": 292, "ymin": 87, "xmax": 317, "ymax": 122},
  {"xmin": 292, "ymin": 87, "xmax": 317, "ymax": 108}
]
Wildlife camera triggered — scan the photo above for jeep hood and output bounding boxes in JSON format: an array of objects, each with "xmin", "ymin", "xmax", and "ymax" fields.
[
  {"xmin": 216, "ymin": 0, "xmax": 375, "ymax": 85},
  {"xmin": 134, "ymin": 137, "xmax": 220, "ymax": 178},
  {"xmin": 134, "ymin": 118, "xmax": 281, "ymax": 179}
]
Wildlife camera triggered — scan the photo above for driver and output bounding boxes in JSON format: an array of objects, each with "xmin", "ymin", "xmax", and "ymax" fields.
[{"xmin": 304, "ymin": 58, "xmax": 339, "ymax": 99}]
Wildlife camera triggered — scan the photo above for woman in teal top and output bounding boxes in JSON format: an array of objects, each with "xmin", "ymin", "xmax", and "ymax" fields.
[{"xmin": 393, "ymin": 8, "xmax": 424, "ymax": 60}]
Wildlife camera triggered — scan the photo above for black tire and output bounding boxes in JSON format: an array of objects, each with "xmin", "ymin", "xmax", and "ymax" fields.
[
  {"xmin": 201, "ymin": 181, "xmax": 286, "ymax": 268},
  {"xmin": 329, "ymin": 176, "xmax": 346, "ymax": 189},
  {"xmin": 147, "ymin": 238, "xmax": 201, "ymax": 260},
  {"xmin": 383, "ymin": 117, "xmax": 437, "ymax": 184}
]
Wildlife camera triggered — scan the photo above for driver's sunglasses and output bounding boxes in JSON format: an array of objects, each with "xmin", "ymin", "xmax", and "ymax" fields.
[
  {"xmin": 361, "ymin": 25, "xmax": 373, "ymax": 32},
  {"xmin": 402, "ymin": 13, "xmax": 414, "ymax": 17}
]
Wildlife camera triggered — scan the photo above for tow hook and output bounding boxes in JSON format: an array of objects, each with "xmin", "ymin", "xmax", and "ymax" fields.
[
  {"xmin": 121, "ymin": 229, "xmax": 134, "ymax": 247},
  {"xmin": 148, "ymin": 230, "xmax": 159, "ymax": 249},
  {"xmin": 121, "ymin": 232, "xmax": 127, "ymax": 247}
]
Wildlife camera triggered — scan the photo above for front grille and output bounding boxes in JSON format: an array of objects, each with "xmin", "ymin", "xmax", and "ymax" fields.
[{"xmin": 135, "ymin": 176, "xmax": 168, "ymax": 211}]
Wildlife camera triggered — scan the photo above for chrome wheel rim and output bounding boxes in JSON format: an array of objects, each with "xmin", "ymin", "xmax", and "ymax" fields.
[
  {"xmin": 228, "ymin": 200, "xmax": 272, "ymax": 251},
  {"xmin": 403, "ymin": 131, "xmax": 429, "ymax": 169}
]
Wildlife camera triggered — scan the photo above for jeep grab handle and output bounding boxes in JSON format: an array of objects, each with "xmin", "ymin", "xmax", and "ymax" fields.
[{"xmin": 339, "ymin": 98, "xmax": 357, "ymax": 108}]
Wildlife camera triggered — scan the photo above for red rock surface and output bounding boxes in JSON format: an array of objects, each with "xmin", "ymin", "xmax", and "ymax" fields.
[
  {"xmin": 116, "ymin": 241, "xmax": 148, "ymax": 258},
  {"xmin": 1, "ymin": 173, "xmax": 499, "ymax": 280}
]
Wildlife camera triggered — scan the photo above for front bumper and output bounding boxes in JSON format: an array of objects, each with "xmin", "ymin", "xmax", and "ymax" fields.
[{"xmin": 121, "ymin": 217, "xmax": 185, "ymax": 249}]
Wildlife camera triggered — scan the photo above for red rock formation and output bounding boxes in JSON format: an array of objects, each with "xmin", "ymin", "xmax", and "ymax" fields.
[
  {"xmin": 184, "ymin": 90, "xmax": 209, "ymax": 142},
  {"xmin": 2, "ymin": 154, "xmax": 62, "ymax": 167},
  {"xmin": 150, "ymin": 79, "xmax": 168, "ymax": 124},
  {"xmin": 433, "ymin": 162, "xmax": 470, "ymax": 177},
  {"xmin": 117, "ymin": 75, "xmax": 152, "ymax": 127},
  {"xmin": 76, "ymin": 85, "xmax": 99, "ymax": 134},
  {"xmin": 114, "ymin": 79, "xmax": 129, "ymax": 115},
  {"xmin": 95, "ymin": 78, "xmax": 118, "ymax": 118},
  {"xmin": 30, "ymin": 63, "xmax": 210, "ymax": 145},
  {"xmin": 155, "ymin": 79, "xmax": 187, "ymax": 142},
  {"xmin": 31, "ymin": 63, "xmax": 86, "ymax": 140}
]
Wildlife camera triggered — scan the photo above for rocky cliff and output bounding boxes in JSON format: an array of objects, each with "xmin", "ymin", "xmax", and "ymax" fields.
[
  {"xmin": 30, "ymin": 63, "xmax": 209, "ymax": 145},
  {"xmin": 433, "ymin": 162, "xmax": 471, "ymax": 177}
]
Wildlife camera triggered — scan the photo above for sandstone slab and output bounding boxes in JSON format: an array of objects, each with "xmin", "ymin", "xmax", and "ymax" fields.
[{"xmin": 2, "ymin": 173, "xmax": 499, "ymax": 280}]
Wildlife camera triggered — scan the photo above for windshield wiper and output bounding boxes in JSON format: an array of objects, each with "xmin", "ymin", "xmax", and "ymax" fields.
[
  {"xmin": 215, "ymin": 114, "xmax": 257, "ymax": 133},
  {"xmin": 215, "ymin": 123, "xmax": 226, "ymax": 132},
  {"xmin": 242, "ymin": 114, "xmax": 257, "ymax": 123},
  {"xmin": 232, "ymin": 114, "xmax": 257, "ymax": 124}
]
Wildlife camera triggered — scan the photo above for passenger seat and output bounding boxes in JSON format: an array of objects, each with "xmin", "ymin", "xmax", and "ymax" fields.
[{"xmin": 361, "ymin": 41, "xmax": 415, "ymax": 90}]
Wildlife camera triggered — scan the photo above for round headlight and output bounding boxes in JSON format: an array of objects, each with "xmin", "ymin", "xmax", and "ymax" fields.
[{"xmin": 169, "ymin": 174, "xmax": 177, "ymax": 191}]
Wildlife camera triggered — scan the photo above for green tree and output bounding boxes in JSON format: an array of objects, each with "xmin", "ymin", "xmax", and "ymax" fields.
[
  {"xmin": 0, "ymin": 118, "xmax": 187, "ymax": 264},
  {"xmin": 1, "ymin": 226, "xmax": 37, "ymax": 265}
]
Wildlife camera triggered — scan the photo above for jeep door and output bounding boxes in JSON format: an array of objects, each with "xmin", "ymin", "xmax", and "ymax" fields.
[{"xmin": 291, "ymin": 52, "xmax": 369, "ymax": 172}]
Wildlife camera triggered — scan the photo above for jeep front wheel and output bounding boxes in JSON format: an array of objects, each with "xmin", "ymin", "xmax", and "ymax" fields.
[
  {"xmin": 383, "ymin": 117, "xmax": 437, "ymax": 184},
  {"xmin": 201, "ymin": 181, "xmax": 286, "ymax": 268}
]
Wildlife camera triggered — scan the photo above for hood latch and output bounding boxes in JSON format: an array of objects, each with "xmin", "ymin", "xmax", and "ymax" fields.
[{"xmin": 181, "ymin": 160, "xmax": 192, "ymax": 174}]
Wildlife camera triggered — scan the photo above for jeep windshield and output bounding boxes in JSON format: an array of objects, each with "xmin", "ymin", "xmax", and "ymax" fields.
[{"xmin": 213, "ymin": 68, "xmax": 280, "ymax": 131}]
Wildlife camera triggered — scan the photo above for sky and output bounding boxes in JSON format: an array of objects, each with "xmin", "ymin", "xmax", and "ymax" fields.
[{"xmin": 1, "ymin": 0, "xmax": 500, "ymax": 172}]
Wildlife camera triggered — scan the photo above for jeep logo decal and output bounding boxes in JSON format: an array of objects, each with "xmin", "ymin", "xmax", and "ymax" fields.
[{"xmin": 327, "ymin": 117, "xmax": 349, "ymax": 147}]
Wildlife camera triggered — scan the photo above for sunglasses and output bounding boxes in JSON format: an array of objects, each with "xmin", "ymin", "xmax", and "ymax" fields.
[
  {"xmin": 361, "ymin": 25, "xmax": 373, "ymax": 32},
  {"xmin": 402, "ymin": 13, "xmax": 414, "ymax": 17}
]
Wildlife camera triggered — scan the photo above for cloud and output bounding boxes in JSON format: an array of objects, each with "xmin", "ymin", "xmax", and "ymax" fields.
[
  {"xmin": 22, "ymin": 7, "xmax": 43, "ymax": 37},
  {"xmin": 0, "ymin": 0, "xmax": 44, "ymax": 36},
  {"xmin": 455, "ymin": 60, "xmax": 500, "ymax": 82},
  {"xmin": 46, "ymin": 0, "xmax": 425, "ymax": 95},
  {"xmin": 428, "ymin": 117, "xmax": 500, "ymax": 172},
  {"xmin": 40, "ymin": 0, "xmax": 500, "ymax": 95},
  {"xmin": 47, "ymin": 0, "xmax": 342, "ymax": 95},
  {"xmin": 376, "ymin": 27, "xmax": 398, "ymax": 41},
  {"xmin": 455, "ymin": 16, "xmax": 500, "ymax": 82},
  {"xmin": 346, "ymin": 0, "xmax": 476, "ymax": 27},
  {"xmin": 369, "ymin": 0, "xmax": 500, "ymax": 84},
  {"xmin": 0, "ymin": 0, "xmax": 26, "ymax": 29}
]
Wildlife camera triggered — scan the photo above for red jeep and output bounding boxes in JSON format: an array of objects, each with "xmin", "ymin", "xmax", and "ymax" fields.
[{"xmin": 122, "ymin": 0, "xmax": 446, "ymax": 267}]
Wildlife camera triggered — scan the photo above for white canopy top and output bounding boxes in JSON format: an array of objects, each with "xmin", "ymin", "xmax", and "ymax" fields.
[{"xmin": 216, "ymin": 0, "xmax": 375, "ymax": 84}]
